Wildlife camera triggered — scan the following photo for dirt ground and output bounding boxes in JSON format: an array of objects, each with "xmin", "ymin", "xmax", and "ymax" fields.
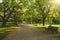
[{"xmin": 3, "ymin": 24, "xmax": 60, "ymax": 40}]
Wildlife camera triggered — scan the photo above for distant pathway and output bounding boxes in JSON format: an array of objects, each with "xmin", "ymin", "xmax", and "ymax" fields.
[{"xmin": 3, "ymin": 24, "xmax": 60, "ymax": 40}]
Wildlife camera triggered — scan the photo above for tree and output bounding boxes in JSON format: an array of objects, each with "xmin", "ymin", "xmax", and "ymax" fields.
[
  {"xmin": 35, "ymin": 0, "xmax": 52, "ymax": 26},
  {"xmin": 0, "ymin": 0, "xmax": 18, "ymax": 27}
]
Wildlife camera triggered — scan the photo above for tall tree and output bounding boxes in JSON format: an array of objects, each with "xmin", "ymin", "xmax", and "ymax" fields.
[
  {"xmin": 36, "ymin": 0, "xmax": 52, "ymax": 26},
  {"xmin": 0, "ymin": 0, "xmax": 17, "ymax": 27}
]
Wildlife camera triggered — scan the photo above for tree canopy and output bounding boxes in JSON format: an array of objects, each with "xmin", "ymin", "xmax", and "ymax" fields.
[{"xmin": 0, "ymin": 0, "xmax": 60, "ymax": 27}]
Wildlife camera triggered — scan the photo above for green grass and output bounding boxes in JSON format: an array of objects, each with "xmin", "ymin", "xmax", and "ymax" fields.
[
  {"xmin": 0, "ymin": 26, "xmax": 16, "ymax": 40},
  {"xmin": 58, "ymin": 27, "xmax": 60, "ymax": 32},
  {"xmin": 0, "ymin": 22, "xmax": 16, "ymax": 27},
  {"xmin": 33, "ymin": 24, "xmax": 60, "ymax": 32},
  {"xmin": 33, "ymin": 24, "xmax": 48, "ymax": 28}
]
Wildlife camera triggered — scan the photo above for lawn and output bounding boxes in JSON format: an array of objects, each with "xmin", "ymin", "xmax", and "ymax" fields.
[
  {"xmin": 0, "ymin": 26, "xmax": 17, "ymax": 40},
  {"xmin": 33, "ymin": 24, "xmax": 60, "ymax": 32}
]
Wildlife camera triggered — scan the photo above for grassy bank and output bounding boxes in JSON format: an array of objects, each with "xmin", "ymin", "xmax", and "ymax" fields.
[
  {"xmin": 0, "ymin": 26, "xmax": 17, "ymax": 40},
  {"xmin": 33, "ymin": 24, "xmax": 60, "ymax": 32}
]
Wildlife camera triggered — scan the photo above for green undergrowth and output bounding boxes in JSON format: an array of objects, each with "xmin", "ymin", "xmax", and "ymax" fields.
[{"xmin": 0, "ymin": 26, "xmax": 17, "ymax": 40}]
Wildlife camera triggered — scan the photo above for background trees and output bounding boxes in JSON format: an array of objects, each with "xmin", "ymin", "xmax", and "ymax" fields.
[
  {"xmin": 0, "ymin": 0, "xmax": 60, "ymax": 27},
  {"xmin": 35, "ymin": 0, "xmax": 51, "ymax": 26}
]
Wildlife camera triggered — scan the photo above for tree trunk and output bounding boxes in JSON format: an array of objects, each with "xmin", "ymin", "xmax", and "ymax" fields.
[
  {"xmin": 2, "ymin": 20, "xmax": 6, "ymax": 27},
  {"xmin": 14, "ymin": 19, "xmax": 18, "ymax": 26},
  {"xmin": 2, "ymin": 7, "xmax": 6, "ymax": 27},
  {"xmin": 13, "ymin": 15, "xmax": 18, "ymax": 26},
  {"xmin": 13, "ymin": 10, "xmax": 18, "ymax": 26},
  {"xmin": 42, "ymin": 16, "xmax": 45, "ymax": 26}
]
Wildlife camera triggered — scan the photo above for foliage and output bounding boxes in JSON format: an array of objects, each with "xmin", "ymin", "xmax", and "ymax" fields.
[{"xmin": 0, "ymin": 0, "xmax": 60, "ymax": 26}]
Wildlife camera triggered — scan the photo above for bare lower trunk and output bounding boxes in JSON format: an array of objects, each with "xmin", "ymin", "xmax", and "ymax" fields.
[
  {"xmin": 42, "ymin": 17, "xmax": 45, "ymax": 26},
  {"xmin": 2, "ymin": 20, "xmax": 6, "ymax": 27}
]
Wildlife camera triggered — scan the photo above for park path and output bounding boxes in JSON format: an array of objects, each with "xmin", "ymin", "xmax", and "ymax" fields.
[{"xmin": 3, "ymin": 24, "xmax": 60, "ymax": 40}]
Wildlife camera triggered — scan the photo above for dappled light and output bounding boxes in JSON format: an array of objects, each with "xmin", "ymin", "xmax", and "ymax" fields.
[
  {"xmin": 0, "ymin": 0, "xmax": 60, "ymax": 40},
  {"xmin": 50, "ymin": 0, "xmax": 60, "ymax": 6},
  {"xmin": 54, "ymin": 0, "xmax": 60, "ymax": 4}
]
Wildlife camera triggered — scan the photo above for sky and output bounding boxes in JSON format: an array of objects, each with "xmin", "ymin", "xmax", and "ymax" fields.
[{"xmin": 0, "ymin": 0, "xmax": 2, "ymax": 3}]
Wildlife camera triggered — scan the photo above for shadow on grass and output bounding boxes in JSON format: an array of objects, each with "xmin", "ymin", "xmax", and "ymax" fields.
[{"xmin": 0, "ymin": 26, "xmax": 16, "ymax": 40}]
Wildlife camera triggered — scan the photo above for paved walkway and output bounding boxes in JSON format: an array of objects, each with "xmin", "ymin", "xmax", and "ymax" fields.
[{"xmin": 3, "ymin": 24, "xmax": 60, "ymax": 40}]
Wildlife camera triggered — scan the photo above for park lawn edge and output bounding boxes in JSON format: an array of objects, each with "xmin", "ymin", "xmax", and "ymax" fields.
[
  {"xmin": 33, "ymin": 24, "xmax": 60, "ymax": 32},
  {"xmin": 0, "ymin": 26, "xmax": 17, "ymax": 40}
]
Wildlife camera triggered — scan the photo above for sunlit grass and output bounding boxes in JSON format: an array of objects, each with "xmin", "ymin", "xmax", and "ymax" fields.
[
  {"xmin": 33, "ymin": 24, "xmax": 60, "ymax": 32},
  {"xmin": 33, "ymin": 24, "xmax": 49, "ymax": 28},
  {"xmin": 0, "ymin": 26, "xmax": 16, "ymax": 40}
]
